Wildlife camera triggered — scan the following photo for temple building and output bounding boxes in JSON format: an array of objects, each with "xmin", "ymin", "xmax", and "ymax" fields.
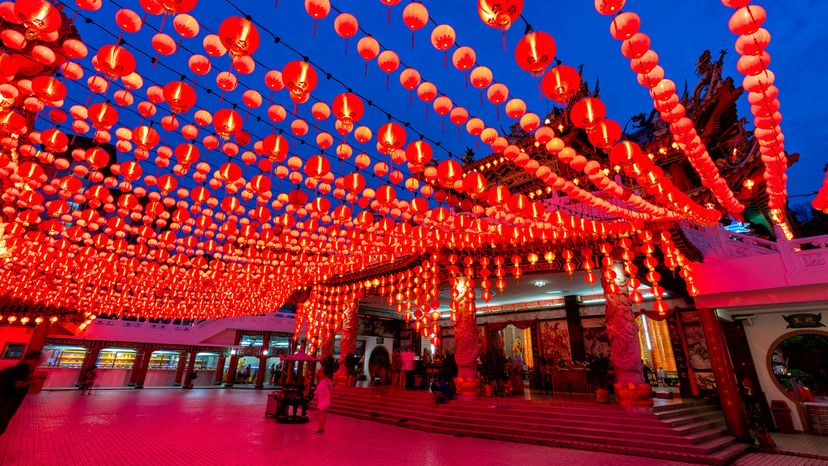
[{"xmin": 0, "ymin": 1, "xmax": 826, "ymax": 465}]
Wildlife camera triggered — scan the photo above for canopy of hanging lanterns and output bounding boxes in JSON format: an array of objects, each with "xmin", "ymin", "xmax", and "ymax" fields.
[{"xmin": 0, "ymin": 0, "xmax": 798, "ymax": 351}]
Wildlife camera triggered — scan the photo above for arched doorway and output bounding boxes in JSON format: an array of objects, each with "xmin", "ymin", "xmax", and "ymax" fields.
[{"xmin": 368, "ymin": 346, "xmax": 390, "ymax": 385}]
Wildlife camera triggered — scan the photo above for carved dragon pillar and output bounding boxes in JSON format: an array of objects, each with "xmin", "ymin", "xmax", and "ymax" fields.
[
  {"xmin": 334, "ymin": 301, "xmax": 358, "ymax": 385},
  {"xmin": 604, "ymin": 262, "xmax": 652, "ymax": 406},
  {"xmin": 453, "ymin": 278, "xmax": 479, "ymax": 397}
]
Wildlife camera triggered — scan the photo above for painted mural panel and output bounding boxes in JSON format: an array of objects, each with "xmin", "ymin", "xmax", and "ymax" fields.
[
  {"xmin": 581, "ymin": 317, "xmax": 610, "ymax": 359},
  {"xmin": 539, "ymin": 320, "xmax": 572, "ymax": 365}
]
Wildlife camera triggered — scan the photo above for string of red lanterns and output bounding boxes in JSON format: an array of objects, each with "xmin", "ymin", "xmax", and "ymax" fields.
[
  {"xmin": 595, "ymin": 1, "xmax": 746, "ymax": 218},
  {"xmin": 720, "ymin": 0, "xmax": 790, "ymax": 229},
  {"xmin": 0, "ymin": 0, "xmax": 782, "ymax": 327}
]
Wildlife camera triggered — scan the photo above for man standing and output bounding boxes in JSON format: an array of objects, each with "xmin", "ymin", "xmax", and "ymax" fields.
[
  {"xmin": 0, "ymin": 350, "xmax": 43, "ymax": 435},
  {"xmin": 401, "ymin": 346, "xmax": 415, "ymax": 390}
]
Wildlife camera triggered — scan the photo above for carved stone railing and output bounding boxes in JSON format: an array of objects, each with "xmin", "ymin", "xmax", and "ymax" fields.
[
  {"xmin": 778, "ymin": 233, "xmax": 828, "ymax": 276},
  {"xmin": 681, "ymin": 222, "xmax": 778, "ymax": 261}
]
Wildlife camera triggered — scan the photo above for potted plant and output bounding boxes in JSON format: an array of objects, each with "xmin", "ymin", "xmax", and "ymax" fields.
[{"xmin": 586, "ymin": 355, "xmax": 611, "ymax": 403}]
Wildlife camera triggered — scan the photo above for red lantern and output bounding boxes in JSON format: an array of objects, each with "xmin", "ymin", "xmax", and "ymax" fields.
[
  {"xmin": 437, "ymin": 159, "xmax": 462, "ymax": 187},
  {"xmin": 163, "ymin": 81, "xmax": 197, "ymax": 114},
  {"xmin": 514, "ymin": 31, "xmax": 556, "ymax": 76},
  {"xmin": 470, "ymin": 66, "xmax": 493, "ymax": 89},
  {"xmin": 331, "ymin": 93, "xmax": 365, "ymax": 132},
  {"xmin": 31, "ymin": 76, "xmax": 66, "ymax": 103},
  {"xmin": 378, "ymin": 123, "xmax": 406, "ymax": 154},
  {"xmin": 478, "ymin": 0, "xmax": 523, "ymax": 31},
  {"xmin": 218, "ymin": 17, "xmax": 260, "ymax": 57},
  {"xmin": 595, "ymin": 0, "xmax": 626, "ymax": 15},
  {"xmin": 282, "ymin": 61, "xmax": 318, "ymax": 103},
  {"xmin": 541, "ymin": 65, "xmax": 580, "ymax": 103},
  {"xmin": 87, "ymin": 102, "xmax": 119, "ymax": 130},
  {"xmin": 304, "ymin": 155, "xmax": 330, "ymax": 179},
  {"xmin": 357, "ymin": 36, "xmax": 380, "ymax": 62},
  {"xmin": 14, "ymin": 0, "xmax": 62, "ymax": 40},
  {"xmin": 452, "ymin": 46, "xmax": 477, "ymax": 72},
  {"xmin": 405, "ymin": 140, "xmax": 432, "ymax": 165},
  {"xmin": 95, "ymin": 45, "xmax": 137, "ymax": 79},
  {"xmin": 262, "ymin": 134, "xmax": 289, "ymax": 162},
  {"xmin": 587, "ymin": 119, "xmax": 622, "ymax": 150},
  {"xmin": 430, "ymin": 24, "xmax": 456, "ymax": 51},
  {"xmin": 213, "ymin": 109, "xmax": 242, "ymax": 139},
  {"xmin": 403, "ymin": 2, "xmax": 429, "ymax": 32},
  {"xmin": 570, "ymin": 97, "xmax": 606, "ymax": 130},
  {"xmin": 334, "ymin": 13, "xmax": 359, "ymax": 43},
  {"xmin": 462, "ymin": 172, "xmax": 487, "ymax": 197},
  {"xmin": 377, "ymin": 50, "xmax": 400, "ymax": 74}
]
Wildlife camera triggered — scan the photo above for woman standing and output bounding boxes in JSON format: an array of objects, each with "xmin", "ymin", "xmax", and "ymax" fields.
[{"xmin": 314, "ymin": 368, "xmax": 333, "ymax": 433}]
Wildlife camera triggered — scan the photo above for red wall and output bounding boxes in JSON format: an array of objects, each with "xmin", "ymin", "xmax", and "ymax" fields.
[{"xmin": 0, "ymin": 326, "xmax": 35, "ymax": 369}]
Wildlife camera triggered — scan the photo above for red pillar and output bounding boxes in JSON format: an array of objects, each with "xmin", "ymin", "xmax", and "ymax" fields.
[
  {"xmin": 698, "ymin": 308, "xmax": 750, "ymax": 438},
  {"xmin": 255, "ymin": 332, "xmax": 271, "ymax": 388},
  {"xmin": 214, "ymin": 353, "xmax": 226, "ymax": 385},
  {"xmin": 173, "ymin": 351, "xmax": 188, "ymax": 386},
  {"xmin": 224, "ymin": 331, "xmax": 242, "ymax": 386},
  {"xmin": 453, "ymin": 284, "xmax": 479, "ymax": 397},
  {"xmin": 77, "ymin": 341, "xmax": 103, "ymax": 385},
  {"xmin": 24, "ymin": 320, "xmax": 52, "ymax": 355},
  {"xmin": 335, "ymin": 304, "xmax": 359, "ymax": 385},
  {"xmin": 129, "ymin": 349, "xmax": 144, "ymax": 386},
  {"xmin": 183, "ymin": 350, "xmax": 198, "ymax": 388},
  {"xmin": 134, "ymin": 344, "xmax": 154, "ymax": 389}
]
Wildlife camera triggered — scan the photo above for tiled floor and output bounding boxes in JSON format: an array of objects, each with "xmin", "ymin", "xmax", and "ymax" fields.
[{"xmin": 0, "ymin": 389, "xmax": 825, "ymax": 466}]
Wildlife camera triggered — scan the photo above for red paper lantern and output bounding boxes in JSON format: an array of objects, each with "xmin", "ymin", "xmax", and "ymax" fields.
[
  {"xmin": 478, "ymin": 0, "xmax": 523, "ymax": 31},
  {"xmin": 570, "ymin": 97, "xmax": 606, "ymax": 130},
  {"xmin": 331, "ymin": 93, "xmax": 365, "ymax": 132},
  {"xmin": 282, "ymin": 61, "xmax": 318, "ymax": 103},
  {"xmin": 514, "ymin": 31, "xmax": 556, "ymax": 75},
  {"xmin": 163, "ymin": 81, "xmax": 197, "ymax": 114},
  {"xmin": 541, "ymin": 65, "xmax": 580, "ymax": 103},
  {"xmin": 213, "ymin": 109, "xmax": 243, "ymax": 139},
  {"xmin": 378, "ymin": 123, "xmax": 406, "ymax": 154},
  {"xmin": 14, "ymin": 0, "xmax": 62, "ymax": 40},
  {"xmin": 218, "ymin": 17, "xmax": 260, "ymax": 57},
  {"xmin": 95, "ymin": 45, "xmax": 137, "ymax": 79},
  {"xmin": 403, "ymin": 2, "xmax": 429, "ymax": 31}
]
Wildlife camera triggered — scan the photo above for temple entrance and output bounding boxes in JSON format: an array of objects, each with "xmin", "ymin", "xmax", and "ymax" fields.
[
  {"xmin": 637, "ymin": 315, "xmax": 678, "ymax": 389},
  {"xmin": 368, "ymin": 346, "xmax": 390, "ymax": 385}
]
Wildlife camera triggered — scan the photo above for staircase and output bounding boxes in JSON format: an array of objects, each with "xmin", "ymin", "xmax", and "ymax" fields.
[{"xmin": 325, "ymin": 388, "xmax": 750, "ymax": 464}]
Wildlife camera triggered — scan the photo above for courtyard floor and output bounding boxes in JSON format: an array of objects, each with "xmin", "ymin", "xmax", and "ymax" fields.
[{"xmin": 0, "ymin": 389, "xmax": 825, "ymax": 466}]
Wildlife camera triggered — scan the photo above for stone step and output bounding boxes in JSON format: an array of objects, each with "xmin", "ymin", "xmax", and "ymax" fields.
[
  {"xmin": 329, "ymin": 400, "xmax": 704, "ymax": 445},
  {"xmin": 327, "ymin": 405, "xmax": 749, "ymax": 465},
  {"xmin": 332, "ymin": 396, "xmax": 681, "ymax": 435},
  {"xmin": 673, "ymin": 417, "xmax": 727, "ymax": 436},
  {"xmin": 336, "ymin": 388, "xmax": 664, "ymax": 420},
  {"xmin": 655, "ymin": 404, "xmax": 719, "ymax": 419},
  {"xmin": 333, "ymin": 392, "xmax": 668, "ymax": 426},
  {"xmin": 321, "ymin": 387, "xmax": 745, "ymax": 464},
  {"xmin": 662, "ymin": 410, "xmax": 726, "ymax": 428},
  {"xmin": 329, "ymin": 400, "xmax": 733, "ymax": 454}
]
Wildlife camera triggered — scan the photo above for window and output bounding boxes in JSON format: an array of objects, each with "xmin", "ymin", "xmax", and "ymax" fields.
[{"xmin": 2, "ymin": 343, "xmax": 26, "ymax": 359}]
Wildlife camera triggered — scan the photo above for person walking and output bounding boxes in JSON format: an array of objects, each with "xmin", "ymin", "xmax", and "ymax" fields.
[
  {"xmin": 401, "ymin": 346, "xmax": 415, "ymax": 390},
  {"xmin": 79, "ymin": 366, "xmax": 97, "ymax": 395},
  {"xmin": 314, "ymin": 368, "xmax": 333, "ymax": 433},
  {"xmin": 0, "ymin": 350, "xmax": 43, "ymax": 435}
]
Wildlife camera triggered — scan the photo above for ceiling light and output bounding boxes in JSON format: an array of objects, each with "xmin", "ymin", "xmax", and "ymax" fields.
[{"xmin": 531, "ymin": 279, "xmax": 549, "ymax": 288}]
